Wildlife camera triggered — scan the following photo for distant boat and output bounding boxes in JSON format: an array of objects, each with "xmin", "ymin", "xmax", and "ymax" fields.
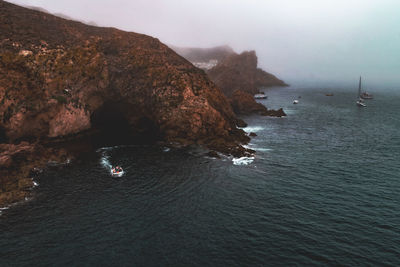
[
  {"xmin": 359, "ymin": 76, "xmax": 373, "ymax": 99},
  {"xmin": 325, "ymin": 93, "xmax": 334, "ymax": 96},
  {"xmin": 293, "ymin": 99, "xmax": 299, "ymax": 104},
  {"xmin": 356, "ymin": 76, "xmax": 366, "ymax": 107},
  {"xmin": 254, "ymin": 93, "xmax": 267, "ymax": 99},
  {"xmin": 360, "ymin": 92, "xmax": 373, "ymax": 99}
]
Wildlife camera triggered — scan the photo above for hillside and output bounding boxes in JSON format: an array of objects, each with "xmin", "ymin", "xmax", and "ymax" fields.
[
  {"xmin": 207, "ymin": 50, "xmax": 288, "ymax": 97},
  {"xmin": 0, "ymin": 1, "xmax": 251, "ymax": 206}
]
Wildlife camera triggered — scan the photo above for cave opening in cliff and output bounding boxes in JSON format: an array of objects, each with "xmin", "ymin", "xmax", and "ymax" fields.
[
  {"xmin": 90, "ymin": 102, "xmax": 161, "ymax": 146},
  {"xmin": 0, "ymin": 126, "xmax": 7, "ymax": 143}
]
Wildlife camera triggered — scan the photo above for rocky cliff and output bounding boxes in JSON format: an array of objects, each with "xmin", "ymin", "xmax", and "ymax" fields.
[
  {"xmin": 0, "ymin": 1, "xmax": 251, "ymax": 207},
  {"xmin": 207, "ymin": 50, "xmax": 287, "ymax": 97},
  {"xmin": 171, "ymin": 46, "xmax": 288, "ymax": 117}
]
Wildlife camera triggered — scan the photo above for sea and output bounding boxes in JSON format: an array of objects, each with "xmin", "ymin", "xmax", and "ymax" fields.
[{"xmin": 1, "ymin": 86, "xmax": 400, "ymax": 266}]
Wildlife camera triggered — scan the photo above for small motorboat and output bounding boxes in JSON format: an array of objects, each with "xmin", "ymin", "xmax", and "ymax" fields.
[
  {"xmin": 293, "ymin": 99, "xmax": 299, "ymax": 104},
  {"xmin": 254, "ymin": 93, "xmax": 267, "ymax": 99},
  {"xmin": 325, "ymin": 93, "xmax": 334, "ymax": 96},
  {"xmin": 111, "ymin": 166, "xmax": 124, "ymax": 177}
]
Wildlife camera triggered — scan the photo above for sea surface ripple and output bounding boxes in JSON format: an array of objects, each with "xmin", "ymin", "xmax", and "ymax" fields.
[{"xmin": 1, "ymin": 87, "xmax": 399, "ymax": 266}]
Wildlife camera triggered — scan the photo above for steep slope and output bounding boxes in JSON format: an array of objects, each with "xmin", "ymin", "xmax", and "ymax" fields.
[
  {"xmin": 0, "ymin": 1, "xmax": 248, "ymax": 147},
  {"xmin": 207, "ymin": 51, "xmax": 287, "ymax": 97},
  {"xmin": 0, "ymin": 1, "xmax": 251, "ymax": 206}
]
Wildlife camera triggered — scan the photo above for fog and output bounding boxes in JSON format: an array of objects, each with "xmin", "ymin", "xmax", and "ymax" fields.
[{"xmin": 7, "ymin": 0, "xmax": 400, "ymax": 89}]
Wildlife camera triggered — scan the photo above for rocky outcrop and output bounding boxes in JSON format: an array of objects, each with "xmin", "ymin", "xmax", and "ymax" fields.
[
  {"xmin": 172, "ymin": 46, "xmax": 288, "ymax": 116},
  {"xmin": 207, "ymin": 51, "xmax": 287, "ymax": 97},
  {"xmin": 0, "ymin": 142, "xmax": 69, "ymax": 206},
  {"xmin": 230, "ymin": 90, "xmax": 286, "ymax": 117},
  {"xmin": 0, "ymin": 0, "xmax": 248, "ymax": 147},
  {"xmin": 0, "ymin": 1, "xmax": 253, "ymax": 207}
]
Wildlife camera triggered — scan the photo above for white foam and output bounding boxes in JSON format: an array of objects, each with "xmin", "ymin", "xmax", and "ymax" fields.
[
  {"xmin": 163, "ymin": 147, "xmax": 170, "ymax": 152},
  {"xmin": 283, "ymin": 109, "xmax": 297, "ymax": 115},
  {"xmin": 0, "ymin": 206, "xmax": 9, "ymax": 216},
  {"xmin": 244, "ymin": 144, "xmax": 273, "ymax": 152},
  {"xmin": 242, "ymin": 126, "xmax": 265, "ymax": 133},
  {"xmin": 232, "ymin": 156, "xmax": 255, "ymax": 166},
  {"xmin": 100, "ymin": 155, "xmax": 112, "ymax": 171},
  {"xmin": 33, "ymin": 181, "xmax": 39, "ymax": 187},
  {"xmin": 253, "ymin": 147, "xmax": 273, "ymax": 152}
]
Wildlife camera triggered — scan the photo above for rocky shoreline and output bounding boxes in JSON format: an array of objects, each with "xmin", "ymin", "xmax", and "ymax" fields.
[
  {"xmin": 0, "ymin": 1, "xmax": 286, "ymax": 208},
  {"xmin": 0, "ymin": 142, "xmax": 71, "ymax": 207}
]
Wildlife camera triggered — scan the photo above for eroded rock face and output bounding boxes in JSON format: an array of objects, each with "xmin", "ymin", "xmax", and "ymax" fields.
[
  {"xmin": 230, "ymin": 90, "xmax": 269, "ymax": 115},
  {"xmin": 230, "ymin": 90, "xmax": 286, "ymax": 117},
  {"xmin": 0, "ymin": 142, "xmax": 69, "ymax": 206},
  {"xmin": 0, "ymin": 0, "xmax": 247, "ymax": 152},
  {"xmin": 0, "ymin": 1, "xmax": 255, "ymax": 207},
  {"xmin": 207, "ymin": 51, "xmax": 287, "ymax": 97}
]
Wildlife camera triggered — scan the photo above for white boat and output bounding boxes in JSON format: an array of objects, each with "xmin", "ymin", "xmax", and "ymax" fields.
[
  {"xmin": 254, "ymin": 93, "xmax": 267, "ymax": 99},
  {"xmin": 356, "ymin": 99, "xmax": 366, "ymax": 107},
  {"xmin": 293, "ymin": 99, "xmax": 299, "ymax": 104},
  {"xmin": 356, "ymin": 76, "xmax": 367, "ymax": 107},
  {"xmin": 111, "ymin": 167, "xmax": 124, "ymax": 177}
]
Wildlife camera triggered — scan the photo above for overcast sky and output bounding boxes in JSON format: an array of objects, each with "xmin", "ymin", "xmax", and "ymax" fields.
[{"xmin": 7, "ymin": 0, "xmax": 400, "ymax": 88}]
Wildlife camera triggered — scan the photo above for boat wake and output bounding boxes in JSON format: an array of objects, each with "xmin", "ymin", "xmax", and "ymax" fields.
[{"xmin": 98, "ymin": 148, "xmax": 113, "ymax": 171}]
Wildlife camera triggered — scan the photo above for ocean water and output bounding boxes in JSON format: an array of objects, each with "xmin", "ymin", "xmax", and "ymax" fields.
[{"xmin": 1, "ymin": 87, "xmax": 400, "ymax": 266}]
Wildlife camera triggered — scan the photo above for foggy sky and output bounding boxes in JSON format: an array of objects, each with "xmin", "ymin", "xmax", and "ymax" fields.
[{"xmin": 7, "ymin": 0, "xmax": 400, "ymax": 88}]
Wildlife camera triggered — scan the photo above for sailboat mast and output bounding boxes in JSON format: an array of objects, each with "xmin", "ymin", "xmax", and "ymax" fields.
[{"xmin": 358, "ymin": 76, "xmax": 362, "ymax": 98}]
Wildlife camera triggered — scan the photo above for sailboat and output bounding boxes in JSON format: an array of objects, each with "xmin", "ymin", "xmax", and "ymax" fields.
[
  {"xmin": 356, "ymin": 76, "xmax": 366, "ymax": 107},
  {"xmin": 359, "ymin": 77, "xmax": 373, "ymax": 99}
]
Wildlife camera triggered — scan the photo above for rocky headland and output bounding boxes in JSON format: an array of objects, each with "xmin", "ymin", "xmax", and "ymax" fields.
[
  {"xmin": 173, "ymin": 47, "xmax": 288, "ymax": 117},
  {"xmin": 0, "ymin": 1, "xmax": 252, "ymax": 207}
]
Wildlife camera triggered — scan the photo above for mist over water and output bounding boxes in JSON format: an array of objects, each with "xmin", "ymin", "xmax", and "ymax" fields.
[{"xmin": 8, "ymin": 0, "xmax": 400, "ymax": 87}]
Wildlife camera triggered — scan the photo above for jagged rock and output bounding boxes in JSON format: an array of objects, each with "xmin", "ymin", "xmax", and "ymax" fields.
[
  {"xmin": 0, "ymin": 0, "xmax": 247, "ymax": 152},
  {"xmin": 261, "ymin": 108, "xmax": 287, "ymax": 117},
  {"xmin": 0, "ymin": 1, "xmax": 254, "ymax": 207},
  {"xmin": 249, "ymin": 132, "xmax": 257, "ymax": 137},
  {"xmin": 0, "ymin": 142, "xmax": 70, "ymax": 206},
  {"xmin": 230, "ymin": 90, "xmax": 269, "ymax": 115},
  {"xmin": 207, "ymin": 51, "xmax": 287, "ymax": 97},
  {"xmin": 235, "ymin": 118, "xmax": 248, "ymax": 128}
]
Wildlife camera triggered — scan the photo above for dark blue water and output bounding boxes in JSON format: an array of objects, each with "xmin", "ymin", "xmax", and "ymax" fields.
[{"xmin": 1, "ymin": 87, "xmax": 400, "ymax": 266}]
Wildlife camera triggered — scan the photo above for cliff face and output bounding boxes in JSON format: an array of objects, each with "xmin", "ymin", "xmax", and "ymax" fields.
[
  {"xmin": 207, "ymin": 51, "xmax": 287, "ymax": 97},
  {"xmin": 0, "ymin": 0, "xmax": 248, "ymax": 148},
  {"xmin": 0, "ymin": 1, "xmax": 251, "ymax": 207},
  {"xmin": 171, "ymin": 46, "xmax": 288, "ymax": 117},
  {"xmin": 171, "ymin": 45, "xmax": 234, "ymax": 63}
]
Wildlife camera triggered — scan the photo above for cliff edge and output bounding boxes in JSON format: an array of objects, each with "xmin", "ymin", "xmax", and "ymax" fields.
[
  {"xmin": 0, "ymin": 1, "xmax": 251, "ymax": 206},
  {"xmin": 207, "ymin": 50, "xmax": 288, "ymax": 97}
]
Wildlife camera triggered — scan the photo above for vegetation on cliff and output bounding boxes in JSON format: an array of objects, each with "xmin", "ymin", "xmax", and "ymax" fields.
[
  {"xmin": 207, "ymin": 50, "xmax": 287, "ymax": 97},
  {"xmin": 0, "ymin": 1, "xmax": 252, "ymax": 206}
]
